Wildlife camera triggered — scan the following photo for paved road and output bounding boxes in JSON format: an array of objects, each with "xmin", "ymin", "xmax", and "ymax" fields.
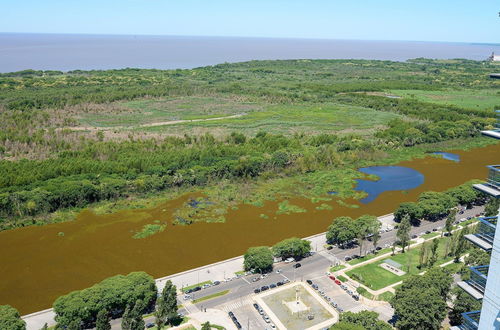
[{"xmin": 186, "ymin": 205, "xmax": 483, "ymax": 311}]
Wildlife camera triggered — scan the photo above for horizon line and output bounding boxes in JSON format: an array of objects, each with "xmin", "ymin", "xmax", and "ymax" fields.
[{"xmin": 1, "ymin": 31, "xmax": 499, "ymax": 46}]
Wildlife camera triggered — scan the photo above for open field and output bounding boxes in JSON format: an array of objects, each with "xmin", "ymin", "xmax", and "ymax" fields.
[{"xmin": 389, "ymin": 89, "xmax": 500, "ymax": 111}]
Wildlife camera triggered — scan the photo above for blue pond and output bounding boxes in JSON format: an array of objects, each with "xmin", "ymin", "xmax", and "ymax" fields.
[
  {"xmin": 354, "ymin": 166, "xmax": 425, "ymax": 204},
  {"xmin": 432, "ymin": 152, "xmax": 460, "ymax": 162}
]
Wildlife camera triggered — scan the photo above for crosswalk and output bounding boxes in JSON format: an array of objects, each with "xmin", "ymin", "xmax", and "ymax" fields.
[{"xmin": 221, "ymin": 297, "xmax": 254, "ymax": 312}]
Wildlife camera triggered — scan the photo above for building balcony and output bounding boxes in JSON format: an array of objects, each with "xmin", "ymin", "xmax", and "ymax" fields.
[
  {"xmin": 459, "ymin": 310, "xmax": 481, "ymax": 330},
  {"xmin": 457, "ymin": 265, "xmax": 489, "ymax": 300},
  {"xmin": 473, "ymin": 165, "xmax": 500, "ymax": 197},
  {"xmin": 464, "ymin": 216, "xmax": 496, "ymax": 251}
]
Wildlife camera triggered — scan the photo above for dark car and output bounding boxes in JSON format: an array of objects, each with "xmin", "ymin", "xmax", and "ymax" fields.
[
  {"xmin": 425, "ymin": 230, "xmax": 431, "ymax": 234},
  {"xmin": 213, "ymin": 281, "xmax": 220, "ymax": 285},
  {"xmin": 411, "ymin": 234, "xmax": 417, "ymax": 239},
  {"xmin": 375, "ymin": 246, "xmax": 382, "ymax": 251},
  {"xmin": 254, "ymin": 288, "xmax": 261, "ymax": 294},
  {"xmin": 146, "ymin": 323, "xmax": 155, "ymax": 328},
  {"xmin": 344, "ymin": 256, "xmax": 352, "ymax": 261},
  {"xmin": 312, "ymin": 284, "xmax": 319, "ymax": 290},
  {"xmin": 235, "ymin": 321, "xmax": 242, "ymax": 329},
  {"xmin": 270, "ymin": 283, "xmax": 277, "ymax": 288},
  {"xmin": 306, "ymin": 279, "xmax": 313, "ymax": 285},
  {"xmin": 352, "ymin": 254, "xmax": 360, "ymax": 259},
  {"xmin": 228, "ymin": 311, "xmax": 235, "ymax": 318},
  {"xmin": 253, "ymin": 303, "xmax": 259, "ymax": 309},
  {"xmin": 192, "ymin": 286, "xmax": 201, "ymax": 292},
  {"xmin": 261, "ymin": 285, "xmax": 269, "ymax": 291},
  {"xmin": 294, "ymin": 263, "xmax": 301, "ymax": 268},
  {"xmin": 276, "ymin": 281, "xmax": 283, "ymax": 286}
]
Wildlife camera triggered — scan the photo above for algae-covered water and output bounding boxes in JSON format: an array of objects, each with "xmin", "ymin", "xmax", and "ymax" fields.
[{"xmin": 0, "ymin": 143, "xmax": 498, "ymax": 314}]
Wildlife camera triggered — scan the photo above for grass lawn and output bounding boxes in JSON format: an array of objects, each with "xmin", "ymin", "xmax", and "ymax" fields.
[
  {"xmin": 421, "ymin": 232, "xmax": 440, "ymax": 240},
  {"xmin": 330, "ymin": 264, "xmax": 346, "ymax": 272},
  {"xmin": 377, "ymin": 291, "xmax": 394, "ymax": 302},
  {"xmin": 356, "ymin": 286, "xmax": 374, "ymax": 299},
  {"xmin": 182, "ymin": 281, "xmax": 213, "ymax": 293},
  {"xmin": 337, "ymin": 275, "xmax": 348, "ymax": 282},
  {"xmin": 346, "ymin": 236, "xmax": 456, "ymax": 290},
  {"xmin": 192, "ymin": 290, "xmax": 230, "ymax": 303}
]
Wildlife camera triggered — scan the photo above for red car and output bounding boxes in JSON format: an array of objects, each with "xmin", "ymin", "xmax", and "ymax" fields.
[
  {"xmin": 329, "ymin": 275, "xmax": 335, "ymax": 281},
  {"xmin": 335, "ymin": 280, "xmax": 341, "ymax": 285}
]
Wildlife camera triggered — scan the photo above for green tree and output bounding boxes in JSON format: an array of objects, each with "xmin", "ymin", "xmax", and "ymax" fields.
[
  {"xmin": 244, "ymin": 246, "xmax": 273, "ymax": 272},
  {"xmin": 329, "ymin": 322, "xmax": 365, "ymax": 330},
  {"xmin": 445, "ymin": 209, "xmax": 456, "ymax": 236},
  {"xmin": 0, "ymin": 305, "xmax": 26, "ymax": 330},
  {"xmin": 40, "ymin": 323, "xmax": 48, "ymax": 330},
  {"xmin": 397, "ymin": 215, "xmax": 411, "ymax": 253},
  {"xmin": 428, "ymin": 239, "xmax": 440, "ymax": 266},
  {"xmin": 326, "ymin": 216, "xmax": 358, "ymax": 247},
  {"xmin": 272, "ymin": 237, "xmax": 311, "ymax": 259},
  {"xmin": 201, "ymin": 321, "xmax": 211, "ymax": 330},
  {"xmin": 392, "ymin": 268, "xmax": 452, "ymax": 330},
  {"xmin": 96, "ymin": 309, "xmax": 111, "ymax": 330},
  {"xmin": 67, "ymin": 318, "xmax": 82, "ymax": 330},
  {"xmin": 340, "ymin": 310, "xmax": 391, "ymax": 330},
  {"xmin": 449, "ymin": 288, "xmax": 482, "ymax": 326},
  {"xmin": 122, "ymin": 300, "xmax": 145, "ymax": 330},
  {"xmin": 355, "ymin": 215, "xmax": 380, "ymax": 256},
  {"xmin": 394, "ymin": 202, "xmax": 423, "ymax": 225},
  {"xmin": 484, "ymin": 198, "xmax": 500, "ymax": 217},
  {"xmin": 155, "ymin": 280, "xmax": 178, "ymax": 328}
]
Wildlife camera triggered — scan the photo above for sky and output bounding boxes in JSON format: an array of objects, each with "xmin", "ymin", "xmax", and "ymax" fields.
[{"xmin": 1, "ymin": 0, "xmax": 499, "ymax": 43}]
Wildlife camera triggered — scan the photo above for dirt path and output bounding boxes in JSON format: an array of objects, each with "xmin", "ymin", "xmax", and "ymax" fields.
[{"xmin": 60, "ymin": 113, "xmax": 245, "ymax": 131}]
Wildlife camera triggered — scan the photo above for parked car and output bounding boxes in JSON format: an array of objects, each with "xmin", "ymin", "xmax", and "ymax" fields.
[
  {"xmin": 254, "ymin": 288, "xmax": 261, "ymax": 294},
  {"xmin": 335, "ymin": 279, "xmax": 341, "ymax": 285},
  {"xmin": 411, "ymin": 234, "xmax": 417, "ymax": 239},
  {"xmin": 306, "ymin": 279, "xmax": 313, "ymax": 285},
  {"xmin": 213, "ymin": 281, "xmax": 220, "ymax": 285},
  {"xmin": 146, "ymin": 323, "xmax": 155, "ymax": 328},
  {"xmin": 228, "ymin": 311, "xmax": 235, "ymax": 318},
  {"xmin": 329, "ymin": 275, "xmax": 335, "ymax": 281},
  {"xmin": 277, "ymin": 281, "xmax": 284, "ymax": 286},
  {"xmin": 285, "ymin": 257, "xmax": 295, "ymax": 263},
  {"xmin": 283, "ymin": 279, "xmax": 290, "ymax": 284},
  {"xmin": 270, "ymin": 283, "xmax": 277, "ymax": 288},
  {"xmin": 253, "ymin": 303, "xmax": 259, "ymax": 310},
  {"xmin": 344, "ymin": 256, "xmax": 352, "ymax": 261},
  {"xmin": 261, "ymin": 285, "xmax": 269, "ymax": 291},
  {"xmin": 312, "ymin": 284, "xmax": 319, "ymax": 290},
  {"xmin": 294, "ymin": 263, "xmax": 302, "ymax": 268}
]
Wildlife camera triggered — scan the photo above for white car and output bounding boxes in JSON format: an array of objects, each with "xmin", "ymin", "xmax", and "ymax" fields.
[{"xmin": 285, "ymin": 257, "xmax": 295, "ymax": 263}]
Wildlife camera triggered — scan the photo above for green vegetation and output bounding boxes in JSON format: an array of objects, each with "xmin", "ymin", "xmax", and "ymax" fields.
[
  {"xmin": 0, "ymin": 59, "xmax": 498, "ymax": 230},
  {"xmin": 333, "ymin": 311, "xmax": 391, "ymax": 330},
  {"xmin": 155, "ymin": 280, "xmax": 179, "ymax": 329},
  {"xmin": 243, "ymin": 246, "xmax": 274, "ymax": 273},
  {"xmin": 346, "ymin": 228, "xmax": 470, "ymax": 290},
  {"xmin": 192, "ymin": 290, "xmax": 230, "ymax": 303},
  {"xmin": 181, "ymin": 281, "xmax": 212, "ymax": 293},
  {"xmin": 347, "ymin": 248, "xmax": 391, "ymax": 265},
  {"xmin": 391, "ymin": 267, "xmax": 452, "ymax": 330},
  {"xmin": 326, "ymin": 215, "xmax": 380, "ymax": 253},
  {"xmin": 356, "ymin": 287, "xmax": 374, "ymax": 300},
  {"xmin": 275, "ymin": 200, "xmax": 306, "ymax": 215},
  {"xmin": 53, "ymin": 272, "xmax": 157, "ymax": 328},
  {"xmin": 394, "ymin": 182, "xmax": 483, "ymax": 225},
  {"xmin": 0, "ymin": 305, "xmax": 26, "ymax": 330},
  {"xmin": 272, "ymin": 237, "xmax": 311, "ymax": 259},
  {"xmin": 377, "ymin": 291, "xmax": 394, "ymax": 302},
  {"xmin": 336, "ymin": 275, "xmax": 348, "ymax": 282},
  {"xmin": 330, "ymin": 264, "xmax": 346, "ymax": 272},
  {"xmin": 133, "ymin": 222, "xmax": 167, "ymax": 239}
]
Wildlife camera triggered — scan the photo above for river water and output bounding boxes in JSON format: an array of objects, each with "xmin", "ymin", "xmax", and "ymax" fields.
[
  {"xmin": 1, "ymin": 33, "xmax": 500, "ymax": 72},
  {"xmin": 0, "ymin": 143, "xmax": 498, "ymax": 314}
]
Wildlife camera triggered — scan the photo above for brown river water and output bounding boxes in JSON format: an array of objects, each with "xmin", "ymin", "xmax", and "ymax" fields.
[{"xmin": 0, "ymin": 143, "xmax": 498, "ymax": 314}]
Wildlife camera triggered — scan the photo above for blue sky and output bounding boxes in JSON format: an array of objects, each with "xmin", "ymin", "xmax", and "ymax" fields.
[{"xmin": 2, "ymin": 0, "xmax": 499, "ymax": 43}]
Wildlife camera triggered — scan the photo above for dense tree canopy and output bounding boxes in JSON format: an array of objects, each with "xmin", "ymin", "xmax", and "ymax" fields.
[
  {"xmin": 340, "ymin": 311, "xmax": 391, "ymax": 330},
  {"xmin": 0, "ymin": 305, "xmax": 26, "ymax": 330},
  {"xmin": 392, "ymin": 267, "xmax": 452, "ymax": 330},
  {"xmin": 244, "ymin": 246, "xmax": 274, "ymax": 272},
  {"xmin": 272, "ymin": 237, "xmax": 311, "ymax": 259},
  {"xmin": 53, "ymin": 272, "xmax": 157, "ymax": 328}
]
